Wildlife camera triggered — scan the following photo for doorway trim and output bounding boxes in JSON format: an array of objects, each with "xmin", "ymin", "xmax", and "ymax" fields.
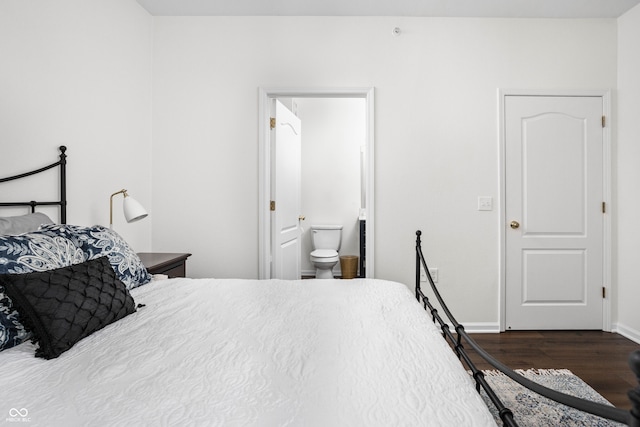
[
  {"xmin": 258, "ymin": 87, "xmax": 375, "ymax": 279},
  {"xmin": 498, "ymin": 88, "xmax": 612, "ymax": 332}
]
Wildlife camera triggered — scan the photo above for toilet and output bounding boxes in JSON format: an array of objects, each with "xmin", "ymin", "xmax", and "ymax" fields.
[{"xmin": 310, "ymin": 225, "xmax": 343, "ymax": 279}]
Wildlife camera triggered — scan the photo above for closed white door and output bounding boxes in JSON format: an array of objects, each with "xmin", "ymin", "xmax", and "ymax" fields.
[
  {"xmin": 271, "ymin": 100, "xmax": 302, "ymax": 280},
  {"xmin": 505, "ymin": 95, "xmax": 604, "ymax": 330}
]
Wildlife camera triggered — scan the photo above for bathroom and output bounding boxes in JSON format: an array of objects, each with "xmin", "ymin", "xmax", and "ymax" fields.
[{"xmin": 283, "ymin": 97, "xmax": 366, "ymax": 278}]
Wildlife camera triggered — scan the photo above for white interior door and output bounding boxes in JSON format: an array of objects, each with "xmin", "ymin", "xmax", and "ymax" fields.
[
  {"xmin": 505, "ymin": 95, "xmax": 604, "ymax": 330},
  {"xmin": 271, "ymin": 100, "xmax": 302, "ymax": 280}
]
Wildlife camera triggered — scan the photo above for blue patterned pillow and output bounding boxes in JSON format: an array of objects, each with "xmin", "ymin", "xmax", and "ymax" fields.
[
  {"xmin": 0, "ymin": 231, "xmax": 85, "ymax": 351},
  {"xmin": 0, "ymin": 293, "xmax": 30, "ymax": 350},
  {"xmin": 38, "ymin": 224, "xmax": 152, "ymax": 290}
]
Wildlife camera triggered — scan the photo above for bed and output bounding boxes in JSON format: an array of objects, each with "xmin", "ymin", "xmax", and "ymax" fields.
[
  {"xmin": 1, "ymin": 146, "xmax": 638, "ymax": 427},
  {"xmin": 1, "ymin": 277, "xmax": 497, "ymax": 426},
  {"xmin": 0, "ymin": 147, "xmax": 495, "ymax": 426}
]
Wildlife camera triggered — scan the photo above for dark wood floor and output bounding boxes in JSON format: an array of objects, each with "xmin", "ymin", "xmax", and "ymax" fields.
[{"xmin": 464, "ymin": 331, "xmax": 640, "ymax": 409}]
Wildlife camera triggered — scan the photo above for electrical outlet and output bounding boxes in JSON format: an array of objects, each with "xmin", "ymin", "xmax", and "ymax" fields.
[
  {"xmin": 429, "ymin": 268, "xmax": 438, "ymax": 283},
  {"xmin": 420, "ymin": 266, "xmax": 438, "ymax": 283}
]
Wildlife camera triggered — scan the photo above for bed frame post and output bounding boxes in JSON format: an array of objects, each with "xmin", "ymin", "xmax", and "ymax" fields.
[
  {"xmin": 629, "ymin": 350, "xmax": 640, "ymax": 427},
  {"xmin": 59, "ymin": 146, "xmax": 67, "ymax": 224},
  {"xmin": 415, "ymin": 230, "xmax": 422, "ymax": 301}
]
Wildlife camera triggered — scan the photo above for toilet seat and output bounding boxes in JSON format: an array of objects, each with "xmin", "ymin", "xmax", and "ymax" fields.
[
  {"xmin": 310, "ymin": 249, "xmax": 338, "ymax": 258},
  {"xmin": 310, "ymin": 249, "xmax": 339, "ymax": 263}
]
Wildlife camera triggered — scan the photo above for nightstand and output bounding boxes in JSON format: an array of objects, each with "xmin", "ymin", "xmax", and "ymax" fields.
[{"xmin": 137, "ymin": 253, "xmax": 192, "ymax": 278}]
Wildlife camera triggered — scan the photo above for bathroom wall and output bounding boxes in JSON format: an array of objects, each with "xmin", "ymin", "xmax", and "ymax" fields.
[{"xmin": 297, "ymin": 98, "xmax": 366, "ymax": 276}]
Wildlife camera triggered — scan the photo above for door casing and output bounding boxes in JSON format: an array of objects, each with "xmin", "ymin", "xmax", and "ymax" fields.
[
  {"xmin": 499, "ymin": 89, "xmax": 612, "ymax": 332},
  {"xmin": 258, "ymin": 87, "xmax": 375, "ymax": 279}
]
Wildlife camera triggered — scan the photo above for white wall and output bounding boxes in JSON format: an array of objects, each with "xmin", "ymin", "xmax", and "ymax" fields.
[
  {"xmin": 0, "ymin": 7, "xmax": 623, "ymax": 327},
  {"xmin": 152, "ymin": 16, "xmax": 617, "ymax": 324},
  {"xmin": 297, "ymin": 98, "xmax": 365, "ymax": 276},
  {"xmin": 0, "ymin": 0, "xmax": 153, "ymax": 252},
  {"xmin": 615, "ymin": 4, "xmax": 640, "ymax": 340}
]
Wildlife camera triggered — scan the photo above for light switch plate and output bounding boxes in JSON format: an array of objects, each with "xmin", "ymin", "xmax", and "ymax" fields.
[{"xmin": 478, "ymin": 196, "xmax": 493, "ymax": 211}]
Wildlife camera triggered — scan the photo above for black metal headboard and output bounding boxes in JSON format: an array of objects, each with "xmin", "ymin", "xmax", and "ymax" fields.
[{"xmin": 0, "ymin": 146, "xmax": 67, "ymax": 223}]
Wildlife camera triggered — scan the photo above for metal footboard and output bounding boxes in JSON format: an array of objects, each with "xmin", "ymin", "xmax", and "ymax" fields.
[{"xmin": 414, "ymin": 230, "xmax": 640, "ymax": 427}]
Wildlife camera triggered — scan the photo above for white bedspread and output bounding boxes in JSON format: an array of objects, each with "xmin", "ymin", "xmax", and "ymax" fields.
[{"xmin": 0, "ymin": 278, "xmax": 495, "ymax": 426}]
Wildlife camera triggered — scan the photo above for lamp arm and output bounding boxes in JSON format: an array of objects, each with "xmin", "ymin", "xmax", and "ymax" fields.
[{"xmin": 109, "ymin": 189, "xmax": 128, "ymax": 227}]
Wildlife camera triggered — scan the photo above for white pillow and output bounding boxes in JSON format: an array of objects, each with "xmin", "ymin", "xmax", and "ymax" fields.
[{"xmin": 0, "ymin": 212, "xmax": 54, "ymax": 235}]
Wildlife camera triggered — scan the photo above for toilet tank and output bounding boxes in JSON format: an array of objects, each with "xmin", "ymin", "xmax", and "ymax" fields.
[{"xmin": 310, "ymin": 225, "xmax": 343, "ymax": 251}]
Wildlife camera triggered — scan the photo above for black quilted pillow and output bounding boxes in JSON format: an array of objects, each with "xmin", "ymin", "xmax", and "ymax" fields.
[{"xmin": 0, "ymin": 257, "xmax": 136, "ymax": 359}]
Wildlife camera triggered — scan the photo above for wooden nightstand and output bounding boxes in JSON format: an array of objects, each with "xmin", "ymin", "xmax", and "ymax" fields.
[{"xmin": 137, "ymin": 253, "xmax": 192, "ymax": 278}]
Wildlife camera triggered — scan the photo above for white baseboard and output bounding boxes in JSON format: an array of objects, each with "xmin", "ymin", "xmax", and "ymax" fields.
[
  {"xmin": 460, "ymin": 322, "xmax": 501, "ymax": 334},
  {"xmin": 612, "ymin": 322, "xmax": 640, "ymax": 345},
  {"xmin": 458, "ymin": 322, "xmax": 640, "ymax": 341}
]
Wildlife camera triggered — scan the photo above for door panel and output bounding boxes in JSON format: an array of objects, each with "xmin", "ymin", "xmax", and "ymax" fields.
[
  {"xmin": 505, "ymin": 95, "xmax": 603, "ymax": 330},
  {"xmin": 524, "ymin": 114, "xmax": 586, "ymax": 234},
  {"xmin": 522, "ymin": 249, "xmax": 585, "ymax": 303}
]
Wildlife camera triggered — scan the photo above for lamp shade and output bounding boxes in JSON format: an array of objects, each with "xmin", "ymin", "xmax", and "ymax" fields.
[
  {"xmin": 110, "ymin": 189, "xmax": 148, "ymax": 228},
  {"xmin": 122, "ymin": 196, "xmax": 148, "ymax": 223}
]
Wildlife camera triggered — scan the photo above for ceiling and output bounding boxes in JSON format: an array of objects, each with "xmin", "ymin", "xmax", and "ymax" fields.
[{"xmin": 135, "ymin": 0, "xmax": 640, "ymax": 19}]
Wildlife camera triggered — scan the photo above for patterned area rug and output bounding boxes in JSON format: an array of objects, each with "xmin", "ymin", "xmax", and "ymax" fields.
[{"xmin": 476, "ymin": 369, "xmax": 626, "ymax": 427}]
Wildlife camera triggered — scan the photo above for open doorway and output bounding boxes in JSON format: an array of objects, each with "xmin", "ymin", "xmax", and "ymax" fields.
[{"xmin": 258, "ymin": 88, "xmax": 375, "ymax": 279}]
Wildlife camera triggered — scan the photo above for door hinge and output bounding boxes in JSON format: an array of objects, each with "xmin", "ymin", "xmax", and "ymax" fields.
[
  {"xmin": 602, "ymin": 201, "xmax": 606, "ymax": 214},
  {"xmin": 602, "ymin": 115, "xmax": 606, "ymax": 128},
  {"xmin": 270, "ymin": 200, "xmax": 276, "ymax": 211},
  {"xmin": 602, "ymin": 286, "xmax": 606, "ymax": 299},
  {"xmin": 270, "ymin": 117, "xmax": 276, "ymax": 129}
]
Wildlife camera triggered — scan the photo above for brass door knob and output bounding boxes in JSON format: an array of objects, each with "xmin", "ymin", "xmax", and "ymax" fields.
[{"xmin": 510, "ymin": 221, "xmax": 520, "ymax": 229}]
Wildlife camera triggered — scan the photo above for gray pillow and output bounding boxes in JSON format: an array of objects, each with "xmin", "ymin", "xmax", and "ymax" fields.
[{"xmin": 0, "ymin": 213, "xmax": 54, "ymax": 235}]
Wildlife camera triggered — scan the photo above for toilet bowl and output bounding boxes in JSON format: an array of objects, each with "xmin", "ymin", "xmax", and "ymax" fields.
[{"xmin": 310, "ymin": 225, "xmax": 342, "ymax": 279}]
